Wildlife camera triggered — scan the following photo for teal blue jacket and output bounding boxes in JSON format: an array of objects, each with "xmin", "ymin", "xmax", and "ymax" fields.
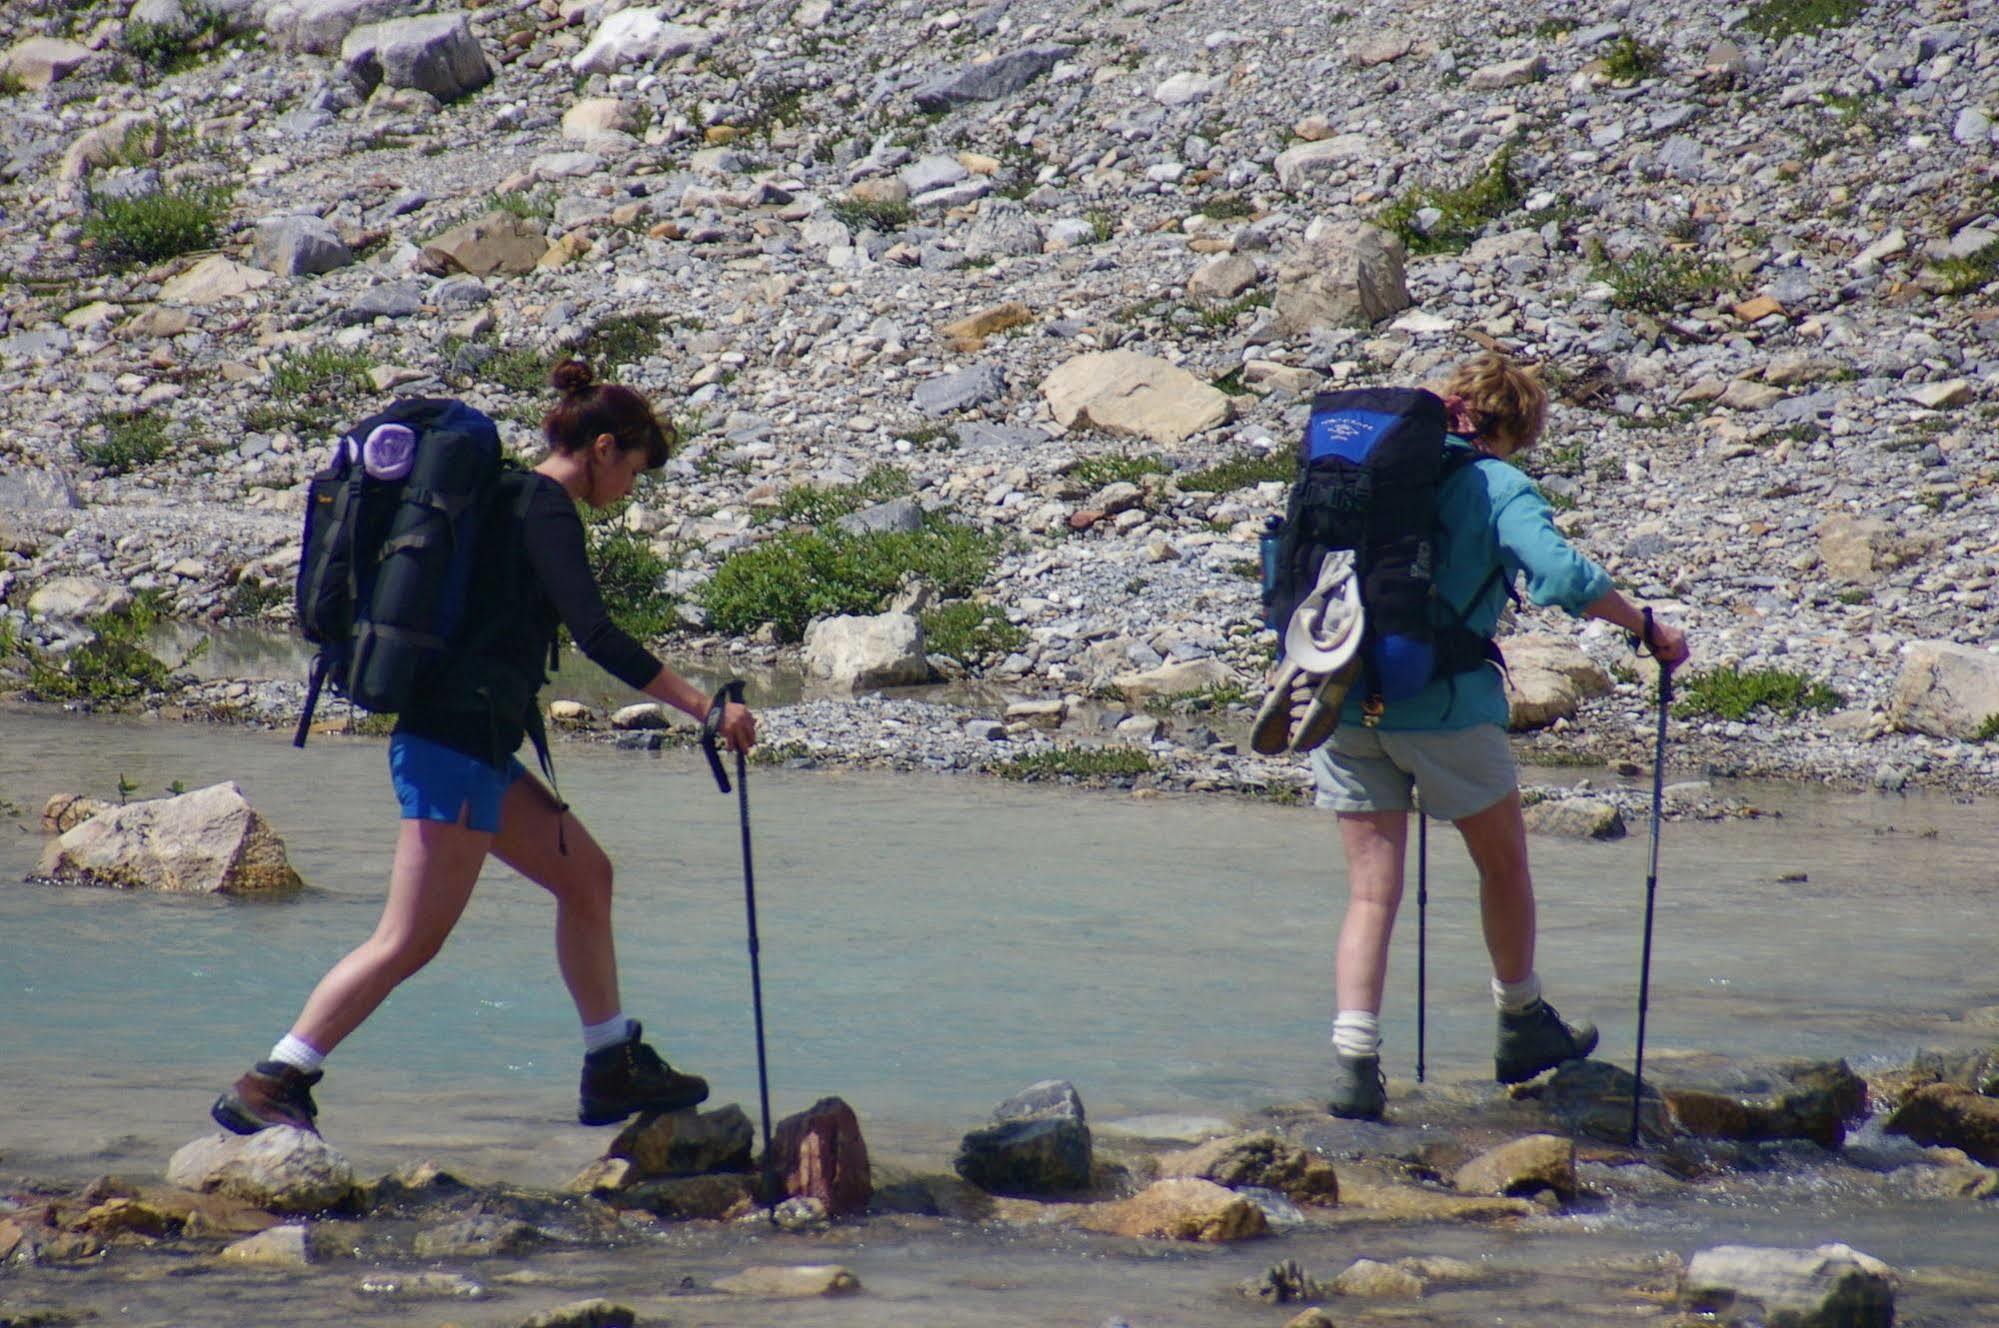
[{"xmin": 1338, "ymin": 439, "xmax": 1612, "ymax": 732}]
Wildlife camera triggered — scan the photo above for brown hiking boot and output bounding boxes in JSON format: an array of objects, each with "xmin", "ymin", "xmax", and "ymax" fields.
[
  {"xmin": 578, "ymin": 1022, "xmax": 709, "ymax": 1126},
  {"xmin": 212, "ymin": 1061, "xmax": 323, "ymax": 1135}
]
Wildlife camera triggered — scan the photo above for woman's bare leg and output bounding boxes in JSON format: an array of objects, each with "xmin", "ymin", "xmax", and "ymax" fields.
[
  {"xmin": 491, "ymin": 773, "xmax": 621, "ymax": 1025},
  {"xmin": 1335, "ymin": 810, "xmax": 1410, "ymax": 1013},
  {"xmin": 1452, "ymin": 790, "xmax": 1535, "ymax": 984}
]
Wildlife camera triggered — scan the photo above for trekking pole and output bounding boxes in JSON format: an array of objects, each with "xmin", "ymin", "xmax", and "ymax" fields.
[
  {"xmin": 1415, "ymin": 804, "xmax": 1428, "ymax": 1084},
  {"xmin": 701, "ymin": 680, "xmax": 778, "ymax": 1220},
  {"xmin": 1630, "ymin": 613, "xmax": 1673, "ymax": 1147}
]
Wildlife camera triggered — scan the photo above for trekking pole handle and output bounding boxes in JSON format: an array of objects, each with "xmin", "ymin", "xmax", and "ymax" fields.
[{"xmin": 699, "ymin": 679, "xmax": 747, "ymax": 794}]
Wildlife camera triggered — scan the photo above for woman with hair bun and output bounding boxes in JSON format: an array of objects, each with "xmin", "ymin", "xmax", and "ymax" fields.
[
  {"xmin": 1314, "ymin": 351, "xmax": 1690, "ymax": 1121},
  {"xmin": 213, "ymin": 360, "xmax": 756, "ymax": 1137}
]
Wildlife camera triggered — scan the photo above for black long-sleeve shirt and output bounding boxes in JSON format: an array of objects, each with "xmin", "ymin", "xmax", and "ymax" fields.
[{"xmin": 396, "ymin": 473, "xmax": 661, "ymax": 767}]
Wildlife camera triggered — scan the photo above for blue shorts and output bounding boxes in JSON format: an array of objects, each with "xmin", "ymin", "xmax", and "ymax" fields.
[{"xmin": 389, "ymin": 733, "xmax": 526, "ymax": 833}]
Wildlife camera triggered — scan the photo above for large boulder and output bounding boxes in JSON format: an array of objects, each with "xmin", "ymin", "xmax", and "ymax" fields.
[
  {"xmin": 250, "ymin": 215, "xmax": 353, "ymax": 277},
  {"xmin": 1157, "ymin": 1132, "xmax": 1338, "ymax": 1205},
  {"xmin": 423, "ymin": 211, "xmax": 549, "ymax": 278},
  {"xmin": 571, "ymin": 8, "xmax": 715, "ymax": 75},
  {"xmin": 1, "ymin": 37, "xmax": 97, "ymax": 89},
  {"xmin": 167, "ymin": 1128, "xmax": 356, "ymax": 1214},
  {"xmin": 35, "ymin": 782, "xmax": 304, "ymax": 895},
  {"xmin": 1451, "ymin": 1134, "xmax": 1576, "ymax": 1201},
  {"xmin": 912, "ymin": 43, "xmax": 1068, "ymax": 110},
  {"xmin": 1885, "ymin": 1084, "xmax": 1999, "ymax": 1164},
  {"xmin": 1271, "ymin": 223, "xmax": 1411, "ymax": 335},
  {"xmin": 1040, "ymin": 351, "xmax": 1233, "ymax": 446},
  {"xmin": 604, "ymin": 1104, "xmax": 754, "ymax": 1179},
  {"xmin": 1073, "ymin": 1178, "xmax": 1267, "ymax": 1243},
  {"xmin": 1521, "ymin": 796, "xmax": 1626, "ymax": 841},
  {"xmin": 1680, "ymin": 1244, "xmax": 1895, "ymax": 1328},
  {"xmin": 1503, "ymin": 634, "xmax": 1613, "ymax": 730},
  {"xmin": 1273, "ymin": 134, "xmax": 1379, "ymax": 191},
  {"xmin": 963, "ymin": 199, "xmax": 1043, "ymax": 260},
  {"xmin": 341, "ymin": 13, "xmax": 493, "ymax": 103},
  {"xmin": 769, "ymin": 1096, "xmax": 871, "ymax": 1217},
  {"xmin": 955, "ymin": 1079, "xmax": 1092, "ymax": 1197},
  {"xmin": 1816, "ymin": 515, "xmax": 1908, "ymax": 585},
  {"xmin": 803, "ymin": 612, "xmax": 928, "ymax": 691},
  {"xmin": 261, "ymin": 0, "xmax": 415, "ymax": 53},
  {"xmin": 158, "ymin": 256, "xmax": 276, "ymax": 306},
  {"xmin": 27, "ymin": 575, "xmax": 131, "ymax": 621},
  {"xmin": 1888, "ymin": 641, "xmax": 1999, "ymax": 741},
  {"xmin": 0, "ymin": 465, "xmax": 79, "ymax": 511}
]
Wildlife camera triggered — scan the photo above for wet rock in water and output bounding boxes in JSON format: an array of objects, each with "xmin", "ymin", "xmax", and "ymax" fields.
[
  {"xmin": 1503, "ymin": 635, "xmax": 1613, "ymax": 731},
  {"xmin": 1074, "ymin": 1178, "xmax": 1267, "ymax": 1243},
  {"xmin": 1330, "ymin": 1256, "xmax": 1425, "ymax": 1298},
  {"xmin": 1237, "ymin": 1258, "xmax": 1326, "ymax": 1303},
  {"xmin": 712, "ymin": 1264, "xmax": 860, "ymax": 1297},
  {"xmin": 1884, "ymin": 1085, "xmax": 1999, "ymax": 1165},
  {"xmin": 1521, "ymin": 796, "xmax": 1626, "ymax": 841},
  {"xmin": 995, "ymin": 1079, "xmax": 1087, "ymax": 1124},
  {"xmin": 218, "ymin": 1223, "xmax": 316, "ymax": 1267},
  {"xmin": 1667, "ymin": 1059, "xmax": 1868, "ymax": 1150},
  {"xmin": 517, "ymin": 1298, "xmax": 637, "ymax": 1328},
  {"xmin": 363, "ymin": 1159, "xmax": 469, "ymax": 1209},
  {"xmin": 1906, "ymin": 1046, "xmax": 1999, "ymax": 1096},
  {"xmin": 618, "ymin": 1174, "xmax": 757, "ymax": 1221},
  {"xmin": 1157, "ymin": 1132, "xmax": 1338, "ymax": 1205},
  {"xmin": 1680, "ymin": 1243, "xmax": 1895, "ymax": 1328},
  {"xmin": 1451, "ymin": 1134, "xmax": 1577, "ymax": 1202},
  {"xmin": 956, "ymin": 1116, "xmax": 1092, "ymax": 1197},
  {"xmin": 412, "ymin": 1214, "xmax": 543, "ymax": 1259},
  {"xmin": 605, "ymin": 1104, "xmax": 754, "ymax": 1179},
  {"xmin": 35, "ymin": 782, "xmax": 303, "ymax": 895},
  {"xmin": 769, "ymin": 1096, "xmax": 871, "ymax": 1217},
  {"xmin": 1537, "ymin": 1060, "xmax": 1670, "ymax": 1143},
  {"xmin": 609, "ymin": 703, "xmax": 668, "ymax": 731},
  {"xmin": 354, "ymin": 1269, "xmax": 487, "ymax": 1299},
  {"xmin": 167, "ymin": 1128, "xmax": 356, "ymax": 1214},
  {"xmin": 1280, "ymin": 1312, "xmax": 1337, "ymax": 1328},
  {"xmin": 39, "ymin": 793, "xmax": 110, "ymax": 834}
]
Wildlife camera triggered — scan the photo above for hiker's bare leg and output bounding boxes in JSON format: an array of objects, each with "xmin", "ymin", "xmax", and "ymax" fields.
[
  {"xmin": 291, "ymin": 813, "xmax": 493, "ymax": 1053},
  {"xmin": 492, "ymin": 772, "xmax": 621, "ymax": 1025},
  {"xmin": 1454, "ymin": 790, "xmax": 1535, "ymax": 985},
  {"xmin": 1335, "ymin": 810, "xmax": 1409, "ymax": 1012}
]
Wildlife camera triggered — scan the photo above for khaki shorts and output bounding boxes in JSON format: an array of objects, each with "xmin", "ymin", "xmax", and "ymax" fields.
[{"xmin": 1310, "ymin": 723, "xmax": 1516, "ymax": 822}]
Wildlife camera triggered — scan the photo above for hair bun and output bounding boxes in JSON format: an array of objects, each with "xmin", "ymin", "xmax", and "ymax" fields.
[{"xmin": 550, "ymin": 359, "xmax": 596, "ymax": 394}]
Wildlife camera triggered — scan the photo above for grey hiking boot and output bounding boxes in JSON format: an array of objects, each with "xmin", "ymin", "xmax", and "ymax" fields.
[
  {"xmin": 578, "ymin": 1021, "xmax": 709, "ymax": 1126},
  {"xmin": 1495, "ymin": 1000, "xmax": 1599, "ymax": 1084},
  {"xmin": 212, "ymin": 1061, "xmax": 322, "ymax": 1135},
  {"xmin": 1327, "ymin": 1050, "xmax": 1386, "ymax": 1121}
]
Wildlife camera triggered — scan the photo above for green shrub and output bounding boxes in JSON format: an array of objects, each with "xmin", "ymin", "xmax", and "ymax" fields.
[
  {"xmin": 754, "ymin": 465, "xmax": 912, "ymax": 528},
  {"xmin": 1931, "ymin": 239, "xmax": 1999, "ymax": 298},
  {"xmin": 1197, "ymin": 289, "xmax": 1272, "ymax": 327},
  {"xmin": 1591, "ymin": 246, "xmax": 1732, "ymax": 312},
  {"xmin": 1377, "ymin": 146, "xmax": 1522, "ymax": 255},
  {"xmin": 921, "ymin": 600, "xmax": 1024, "ymax": 661},
  {"xmin": 1199, "ymin": 194, "xmax": 1255, "ymax": 221},
  {"xmin": 588, "ymin": 523, "xmax": 678, "ymax": 638},
  {"xmin": 1070, "ymin": 452, "xmax": 1168, "ymax": 488},
  {"xmin": 487, "ymin": 345, "xmax": 551, "ymax": 394},
  {"xmin": 490, "ymin": 188, "xmax": 558, "ymax": 220},
  {"xmin": 1086, "ymin": 208, "xmax": 1116, "ymax": 243},
  {"xmin": 25, "ymin": 594, "xmax": 182, "ymax": 704},
  {"xmin": 1600, "ymin": 36, "xmax": 1662, "ymax": 80},
  {"xmin": 828, "ymin": 197, "xmax": 911, "ymax": 232},
  {"xmin": 1739, "ymin": 0, "xmax": 1866, "ymax": 41},
  {"xmin": 1674, "ymin": 666, "xmax": 1843, "ymax": 721},
  {"xmin": 699, "ymin": 519, "xmax": 1002, "ymax": 640},
  {"xmin": 124, "ymin": 4, "xmax": 230, "ymax": 75},
  {"xmin": 83, "ymin": 184, "xmax": 232, "ymax": 267},
  {"xmin": 1973, "ymin": 713, "xmax": 1999, "ymax": 743},
  {"xmin": 1179, "ymin": 450, "xmax": 1295, "ymax": 494},
  {"xmin": 587, "ymin": 313, "xmax": 669, "ymax": 369},
  {"xmin": 989, "ymin": 746, "xmax": 1155, "ymax": 782},
  {"xmin": 1142, "ymin": 681, "xmax": 1251, "ymax": 716},
  {"xmin": 81, "ymin": 410, "xmax": 172, "ymax": 474},
  {"xmin": 260, "ymin": 346, "xmax": 376, "ymax": 437}
]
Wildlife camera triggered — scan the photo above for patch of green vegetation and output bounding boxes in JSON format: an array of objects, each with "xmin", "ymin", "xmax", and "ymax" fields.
[
  {"xmin": 588, "ymin": 313, "xmax": 669, "ymax": 369},
  {"xmin": 1834, "ymin": 587, "xmax": 1869, "ymax": 606},
  {"xmin": 487, "ymin": 345, "xmax": 553, "ymax": 395},
  {"xmin": 989, "ymin": 746, "xmax": 1155, "ymax": 782},
  {"xmin": 698, "ymin": 518, "xmax": 1003, "ymax": 640},
  {"xmin": 1534, "ymin": 17, "xmax": 1577, "ymax": 37},
  {"xmin": 1199, "ymin": 194, "xmax": 1255, "ymax": 221},
  {"xmin": 224, "ymin": 579, "xmax": 288, "ymax": 619},
  {"xmin": 1211, "ymin": 366, "xmax": 1253, "ymax": 397},
  {"xmin": 1522, "ymin": 437, "xmax": 1586, "ymax": 478},
  {"xmin": 124, "ymin": 4, "xmax": 231, "ymax": 75},
  {"xmin": 24, "ymin": 592, "xmax": 186, "ymax": 704},
  {"xmin": 259, "ymin": 346, "xmax": 375, "ymax": 438},
  {"xmin": 80, "ymin": 410, "xmax": 172, "ymax": 474},
  {"xmin": 921, "ymin": 600, "xmax": 1024, "ymax": 661},
  {"xmin": 753, "ymin": 464, "xmax": 913, "ymax": 528},
  {"xmin": 828, "ymin": 196, "xmax": 912, "ymax": 232},
  {"xmin": 1931, "ymin": 240, "xmax": 1999, "ymax": 298},
  {"xmin": 1070, "ymin": 452, "xmax": 1169, "ymax": 488},
  {"xmin": 490, "ymin": 188, "xmax": 558, "ymax": 220},
  {"xmin": 1973, "ymin": 713, "xmax": 1999, "ymax": 743},
  {"xmin": 896, "ymin": 422, "xmax": 954, "ymax": 450},
  {"xmin": 1197, "ymin": 288, "xmax": 1272, "ymax": 328},
  {"xmin": 1178, "ymin": 450, "xmax": 1295, "ymax": 494},
  {"xmin": 1673, "ymin": 666, "xmax": 1844, "ymax": 721},
  {"xmin": 1142, "ymin": 681, "xmax": 1252, "ymax": 717},
  {"xmin": 1114, "ymin": 294, "xmax": 1171, "ymax": 324},
  {"xmin": 1591, "ymin": 245, "xmax": 1732, "ymax": 312},
  {"xmin": 587, "ymin": 521, "xmax": 679, "ymax": 638},
  {"xmin": 0, "ymin": 69, "xmax": 25, "ymax": 97},
  {"xmin": 1600, "ymin": 36, "xmax": 1662, "ymax": 80},
  {"xmin": 1739, "ymin": 0, "xmax": 1866, "ymax": 41},
  {"xmin": 82, "ymin": 184, "xmax": 232, "ymax": 267},
  {"xmin": 1087, "ymin": 208, "xmax": 1116, "ymax": 243},
  {"xmin": 1377, "ymin": 146, "xmax": 1522, "ymax": 256}
]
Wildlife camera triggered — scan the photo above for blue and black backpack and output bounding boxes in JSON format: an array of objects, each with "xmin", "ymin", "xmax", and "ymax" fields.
[
  {"xmin": 1264, "ymin": 386, "xmax": 1510, "ymax": 723},
  {"xmin": 292, "ymin": 398, "xmax": 511, "ymax": 746}
]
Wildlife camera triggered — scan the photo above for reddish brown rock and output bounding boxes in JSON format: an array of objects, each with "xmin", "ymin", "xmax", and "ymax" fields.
[
  {"xmin": 770, "ymin": 1096, "xmax": 871, "ymax": 1217},
  {"xmin": 1886, "ymin": 1084, "xmax": 1999, "ymax": 1164}
]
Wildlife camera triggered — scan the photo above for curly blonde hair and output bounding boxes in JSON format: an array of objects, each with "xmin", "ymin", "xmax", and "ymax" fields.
[{"xmin": 1436, "ymin": 352, "xmax": 1548, "ymax": 454}]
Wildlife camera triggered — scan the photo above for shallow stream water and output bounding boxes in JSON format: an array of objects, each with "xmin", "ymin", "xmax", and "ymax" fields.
[{"xmin": 2, "ymin": 707, "xmax": 1996, "ymax": 1325}]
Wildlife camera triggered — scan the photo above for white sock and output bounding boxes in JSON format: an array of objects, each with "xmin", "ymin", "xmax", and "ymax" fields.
[
  {"xmin": 1331, "ymin": 1010, "xmax": 1381, "ymax": 1058},
  {"xmin": 582, "ymin": 1014, "xmax": 633, "ymax": 1054},
  {"xmin": 268, "ymin": 1033, "xmax": 325, "ymax": 1073},
  {"xmin": 1493, "ymin": 972, "xmax": 1543, "ymax": 1014}
]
